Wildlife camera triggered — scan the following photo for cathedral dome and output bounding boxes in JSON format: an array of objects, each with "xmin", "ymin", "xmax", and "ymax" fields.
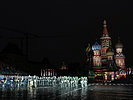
[
  {"xmin": 106, "ymin": 47, "xmax": 114, "ymax": 56},
  {"xmin": 115, "ymin": 42, "xmax": 123, "ymax": 48},
  {"xmin": 92, "ymin": 42, "xmax": 101, "ymax": 50}
]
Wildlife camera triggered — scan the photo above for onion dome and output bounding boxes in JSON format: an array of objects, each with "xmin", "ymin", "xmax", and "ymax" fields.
[
  {"xmin": 85, "ymin": 43, "xmax": 91, "ymax": 53},
  {"xmin": 92, "ymin": 42, "xmax": 101, "ymax": 50},
  {"xmin": 106, "ymin": 47, "xmax": 114, "ymax": 56},
  {"xmin": 115, "ymin": 37, "xmax": 123, "ymax": 48},
  {"xmin": 115, "ymin": 42, "xmax": 123, "ymax": 48}
]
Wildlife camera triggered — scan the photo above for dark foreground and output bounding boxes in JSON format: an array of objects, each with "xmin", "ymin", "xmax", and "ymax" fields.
[{"xmin": 0, "ymin": 84, "xmax": 133, "ymax": 100}]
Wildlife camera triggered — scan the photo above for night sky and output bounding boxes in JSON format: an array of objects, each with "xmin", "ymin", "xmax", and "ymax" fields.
[{"xmin": 0, "ymin": 1, "xmax": 133, "ymax": 66}]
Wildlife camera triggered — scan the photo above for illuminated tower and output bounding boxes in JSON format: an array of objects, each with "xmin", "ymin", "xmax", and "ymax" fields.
[
  {"xmin": 115, "ymin": 39, "xmax": 125, "ymax": 68},
  {"xmin": 100, "ymin": 20, "xmax": 112, "ymax": 64},
  {"xmin": 92, "ymin": 42, "xmax": 102, "ymax": 68},
  {"xmin": 85, "ymin": 43, "xmax": 91, "ymax": 62},
  {"xmin": 106, "ymin": 46, "xmax": 114, "ymax": 61},
  {"xmin": 85, "ymin": 43, "xmax": 93, "ymax": 70},
  {"xmin": 106, "ymin": 46, "xmax": 117, "ymax": 70}
]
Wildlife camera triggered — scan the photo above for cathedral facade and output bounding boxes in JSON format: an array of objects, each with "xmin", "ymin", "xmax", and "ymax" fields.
[{"xmin": 86, "ymin": 20, "xmax": 126, "ymax": 82}]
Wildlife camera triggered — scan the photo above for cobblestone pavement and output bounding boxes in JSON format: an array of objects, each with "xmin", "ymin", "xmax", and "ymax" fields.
[{"xmin": 0, "ymin": 83, "xmax": 133, "ymax": 100}]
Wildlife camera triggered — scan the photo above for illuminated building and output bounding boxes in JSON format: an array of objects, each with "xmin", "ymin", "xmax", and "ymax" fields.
[
  {"xmin": 115, "ymin": 39, "xmax": 125, "ymax": 68},
  {"xmin": 41, "ymin": 69, "xmax": 56, "ymax": 77},
  {"xmin": 92, "ymin": 42, "xmax": 102, "ymax": 68},
  {"xmin": 86, "ymin": 20, "xmax": 126, "ymax": 82}
]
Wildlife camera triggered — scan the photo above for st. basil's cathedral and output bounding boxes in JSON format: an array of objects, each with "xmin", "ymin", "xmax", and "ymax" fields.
[{"xmin": 86, "ymin": 20, "xmax": 126, "ymax": 82}]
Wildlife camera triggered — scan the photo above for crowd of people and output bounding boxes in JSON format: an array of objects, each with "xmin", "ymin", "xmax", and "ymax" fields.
[{"xmin": 0, "ymin": 75, "xmax": 88, "ymax": 88}]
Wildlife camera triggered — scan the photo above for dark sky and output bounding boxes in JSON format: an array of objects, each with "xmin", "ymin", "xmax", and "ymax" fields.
[{"xmin": 0, "ymin": 1, "xmax": 133, "ymax": 65}]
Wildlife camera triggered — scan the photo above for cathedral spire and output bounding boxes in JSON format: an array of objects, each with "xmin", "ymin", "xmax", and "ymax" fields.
[{"xmin": 103, "ymin": 19, "xmax": 108, "ymax": 34}]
